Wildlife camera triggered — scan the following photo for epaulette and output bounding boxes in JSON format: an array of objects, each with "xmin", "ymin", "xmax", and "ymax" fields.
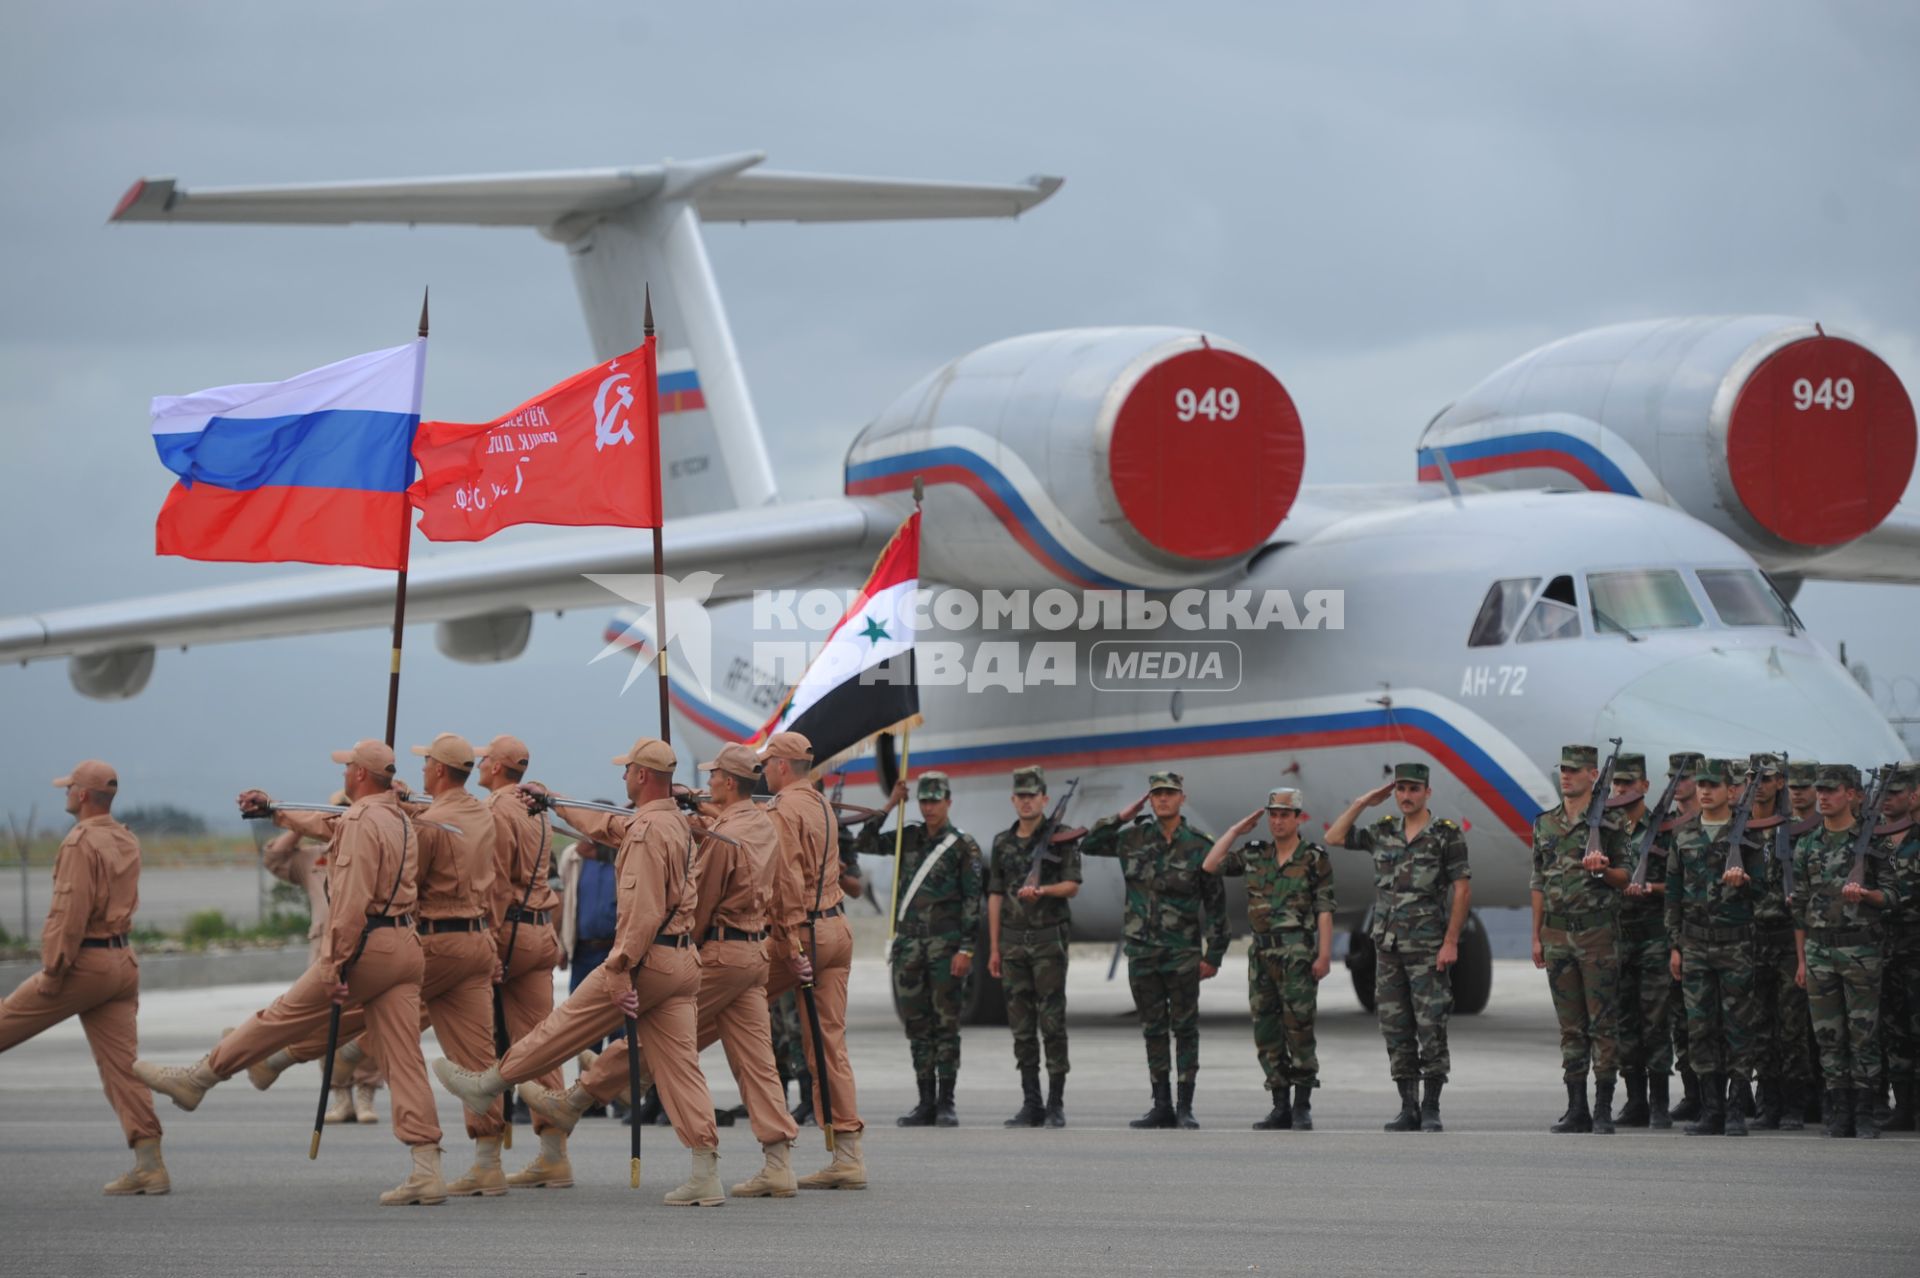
[{"xmin": 1433, "ymin": 819, "xmax": 1459, "ymax": 833}]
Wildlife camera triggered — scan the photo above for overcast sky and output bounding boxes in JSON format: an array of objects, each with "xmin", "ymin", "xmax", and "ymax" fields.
[{"xmin": 3, "ymin": 1, "xmax": 1917, "ymax": 826}]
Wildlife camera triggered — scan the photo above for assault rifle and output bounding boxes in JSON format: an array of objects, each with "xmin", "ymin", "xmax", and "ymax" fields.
[
  {"xmin": 1584, "ymin": 737, "xmax": 1624, "ymax": 880},
  {"xmin": 1719, "ymin": 755, "xmax": 1766, "ymax": 879},
  {"xmin": 1021, "ymin": 777, "xmax": 1082, "ymax": 895},
  {"xmin": 1843, "ymin": 766, "xmax": 1895, "ymax": 918},
  {"xmin": 1628, "ymin": 764, "xmax": 1686, "ymax": 891}
]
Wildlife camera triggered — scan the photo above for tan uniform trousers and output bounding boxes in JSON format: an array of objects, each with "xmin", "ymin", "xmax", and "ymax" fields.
[
  {"xmin": 208, "ymin": 928, "xmax": 440, "ymax": 1147},
  {"xmin": 0, "ymin": 948, "xmax": 161, "ymax": 1146},
  {"xmin": 499, "ymin": 946, "xmax": 717, "ymax": 1150},
  {"xmin": 284, "ymin": 930, "xmax": 501, "ymax": 1139},
  {"xmin": 583, "ymin": 939, "xmax": 800, "ymax": 1146},
  {"xmin": 765, "ymin": 913, "xmax": 863, "ymax": 1134},
  {"xmin": 495, "ymin": 922, "xmax": 565, "ymax": 1135}
]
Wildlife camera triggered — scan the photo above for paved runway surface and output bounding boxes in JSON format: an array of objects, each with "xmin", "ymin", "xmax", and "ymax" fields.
[{"xmin": 3, "ymin": 947, "xmax": 1914, "ymax": 1277}]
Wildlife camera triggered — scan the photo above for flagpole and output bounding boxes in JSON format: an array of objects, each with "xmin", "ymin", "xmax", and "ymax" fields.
[
  {"xmin": 884, "ymin": 476, "xmax": 925, "ymax": 948},
  {"xmin": 383, "ymin": 288, "xmax": 427, "ymax": 748},
  {"xmin": 643, "ymin": 286, "xmax": 671, "ymax": 747}
]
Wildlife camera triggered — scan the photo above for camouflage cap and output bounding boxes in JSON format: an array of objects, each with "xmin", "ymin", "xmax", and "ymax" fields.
[
  {"xmin": 1393, "ymin": 762, "xmax": 1430, "ymax": 785},
  {"xmin": 1884, "ymin": 763, "xmax": 1918, "ymax": 793},
  {"xmin": 1754, "ymin": 752, "xmax": 1784, "ymax": 778},
  {"xmin": 1728, "ymin": 759, "xmax": 1751, "ymax": 784},
  {"xmin": 1669, "ymin": 751, "xmax": 1705, "ymax": 774},
  {"xmin": 1147, "ymin": 770, "xmax": 1184, "ymax": 793},
  {"xmin": 1695, "ymin": 757, "xmax": 1736, "ymax": 784},
  {"xmin": 1265, "ymin": 787, "xmax": 1303, "ymax": 812},
  {"xmin": 1613, "ymin": 752, "xmax": 1647, "ymax": 781},
  {"xmin": 1011, "ymin": 766, "xmax": 1046, "ymax": 796},
  {"xmin": 1560, "ymin": 744, "xmax": 1599, "ymax": 769},
  {"xmin": 1787, "ymin": 760, "xmax": 1819, "ymax": 786},
  {"xmin": 916, "ymin": 771, "xmax": 952, "ymax": 801},
  {"xmin": 1815, "ymin": 763, "xmax": 1861, "ymax": 790}
]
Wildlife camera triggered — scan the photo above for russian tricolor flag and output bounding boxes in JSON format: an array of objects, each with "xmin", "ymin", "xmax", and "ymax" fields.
[{"xmin": 151, "ymin": 340, "xmax": 425, "ymax": 570}]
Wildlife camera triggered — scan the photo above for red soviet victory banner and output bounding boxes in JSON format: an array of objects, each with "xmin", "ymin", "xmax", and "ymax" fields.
[{"xmin": 408, "ymin": 339, "xmax": 662, "ymax": 540}]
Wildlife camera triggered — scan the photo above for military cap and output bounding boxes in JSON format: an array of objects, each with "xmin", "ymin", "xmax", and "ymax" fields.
[
  {"xmin": 916, "ymin": 771, "xmax": 952, "ymax": 801},
  {"xmin": 475, "ymin": 734, "xmax": 531, "ymax": 772},
  {"xmin": 1265, "ymin": 787, "xmax": 1303, "ymax": 812},
  {"xmin": 1814, "ymin": 763, "xmax": 1861, "ymax": 790},
  {"xmin": 1614, "ymin": 752, "xmax": 1647, "ymax": 782},
  {"xmin": 1754, "ymin": 752, "xmax": 1784, "ymax": 777},
  {"xmin": 1393, "ymin": 762, "xmax": 1430, "ymax": 785},
  {"xmin": 1883, "ymin": 763, "xmax": 1918, "ymax": 794},
  {"xmin": 1728, "ymin": 759, "xmax": 1750, "ymax": 784},
  {"xmin": 1147, "ymin": 770, "xmax": 1184, "ymax": 792},
  {"xmin": 699, "ymin": 743, "xmax": 762, "ymax": 780},
  {"xmin": 1560, "ymin": 744, "xmax": 1599, "ymax": 769},
  {"xmin": 1695, "ymin": 757, "xmax": 1736, "ymax": 784},
  {"xmin": 411, "ymin": 732, "xmax": 476, "ymax": 770},
  {"xmin": 52, "ymin": 759, "xmax": 117, "ymax": 790},
  {"xmin": 1669, "ymin": 751, "xmax": 1705, "ymax": 774},
  {"xmin": 611, "ymin": 737, "xmax": 676, "ymax": 771},
  {"xmin": 760, "ymin": 731, "xmax": 812, "ymax": 761},
  {"xmin": 1787, "ymin": 760, "xmax": 1819, "ymax": 787},
  {"xmin": 329, "ymin": 739, "xmax": 396, "ymax": 777},
  {"xmin": 1011, "ymin": 766, "xmax": 1046, "ymax": 796}
]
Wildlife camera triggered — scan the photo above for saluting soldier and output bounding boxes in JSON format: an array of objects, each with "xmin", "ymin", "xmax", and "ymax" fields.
[
  {"xmin": 1083, "ymin": 770, "xmax": 1228, "ymax": 1130},
  {"xmin": 857, "ymin": 771, "xmax": 983, "ymax": 1128},
  {"xmin": 1746, "ymin": 754, "xmax": 1812, "ymax": 1129},
  {"xmin": 1661, "ymin": 752, "xmax": 1708, "ymax": 1123},
  {"xmin": 1792, "ymin": 763, "xmax": 1896, "ymax": 1139},
  {"xmin": 136, "ymin": 740, "xmax": 446, "ymax": 1206},
  {"xmin": 0, "ymin": 761, "xmax": 166, "ymax": 1196},
  {"xmin": 986, "ymin": 765, "xmax": 1081, "ymax": 1129},
  {"xmin": 1327, "ymin": 762, "xmax": 1471, "ymax": 1134},
  {"xmin": 1664, "ymin": 758, "xmax": 1765, "ymax": 1137},
  {"xmin": 1609, "ymin": 753, "xmax": 1674, "ymax": 1129},
  {"xmin": 1205, "ymin": 787, "xmax": 1335, "ymax": 1132},
  {"xmin": 1877, "ymin": 764, "xmax": 1920, "ymax": 1131}
]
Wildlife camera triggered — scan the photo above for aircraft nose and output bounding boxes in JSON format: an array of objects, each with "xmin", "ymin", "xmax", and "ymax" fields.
[{"xmin": 1595, "ymin": 642, "xmax": 1907, "ymax": 766}]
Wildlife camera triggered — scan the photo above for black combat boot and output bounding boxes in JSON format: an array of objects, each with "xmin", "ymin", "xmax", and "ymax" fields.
[
  {"xmin": 628, "ymin": 1086, "xmax": 666, "ymax": 1127},
  {"xmin": 1130, "ymin": 1077, "xmax": 1175, "ymax": 1129},
  {"xmin": 1822, "ymin": 1087, "xmax": 1851, "ymax": 1138},
  {"xmin": 1420, "ymin": 1078, "xmax": 1444, "ymax": 1132},
  {"xmin": 1648, "ymin": 1073, "xmax": 1672, "ymax": 1130},
  {"xmin": 1383, "ymin": 1079, "xmax": 1421, "ymax": 1132},
  {"xmin": 1888, "ymin": 1078, "xmax": 1916, "ymax": 1132},
  {"xmin": 1551, "ymin": 1079, "xmax": 1592, "ymax": 1134},
  {"xmin": 934, "ymin": 1075, "xmax": 959, "ymax": 1128},
  {"xmin": 1685, "ymin": 1073, "xmax": 1725, "ymax": 1136},
  {"xmin": 1854, "ymin": 1087, "xmax": 1880, "ymax": 1140},
  {"xmin": 1616, "ymin": 1072, "xmax": 1650, "ymax": 1128},
  {"xmin": 1776, "ymin": 1079, "xmax": 1805, "ymax": 1131},
  {"xmin": 896, "ymin": 1075, "xmax": 936, "ymax": 1127},
  {"xmin": 1728, "ymin": 1075, "xmax": 1755, "ymax": 1121},
  {"xmin": 1044, "ymin": 1074, "xmax": 1066, "ymax": 1128},
  {"xmin": 1251, "ymin": 1086, "xmax": 1292, "ymax": 1130},
  {"xmin": 1004, "ymin": 1068, "xmax": 1045, "ymax": 1128},
  {"xmin": 1173, "ymin": 1080, "xmax": 1200, "ymax": 1130},
  {"xmin": 1670, "ymin": 1070, "xmax": 1702, "ymax": 1123},
  {"xmin": 1723, "ymin": 1075, "xmax": 1748, "ymax": 1137},
  {"xmin": 1291, "ymin": 1084, "xmax": 1314, "ymax": 1131},
  {"xmin": 1753, "ymin": 1077, "xmax": 1782, "ymax": 1130},
  {"xmin": 1591, "ymin": 1079, "xmax": 1616, "ymax": 1134},
  {"xmin": 791, "ymin": 1069, "xmax": 814, "ymax": 1126}
]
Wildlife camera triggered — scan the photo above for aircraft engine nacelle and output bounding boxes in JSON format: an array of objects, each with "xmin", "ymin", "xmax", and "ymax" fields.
[
  {"xmin": 1417, "ymin": 316, "xmax": 1917, "ymax": 572},
  {"xmin": 845, "ymin": 327, "xmax": 1306, "ymax": 591}
]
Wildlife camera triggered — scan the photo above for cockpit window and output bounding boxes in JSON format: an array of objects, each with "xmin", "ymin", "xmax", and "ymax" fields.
[
  {"xmin": 1697, "ymin": 568, "xmax": 1795, "ymax": 628},
  {"xmin": 1516, "ymin": 574, "xmax": 1582, "ymax": 643},
  {"xmin": 1467, "ymin": 577, "xmax": 1541, "ymax": 647},
  {"xmin": 1587, "ymin": 569, "xmax": 1703, "ymax": 635}
]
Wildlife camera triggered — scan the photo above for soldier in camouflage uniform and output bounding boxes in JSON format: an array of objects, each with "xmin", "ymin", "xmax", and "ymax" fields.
[
  {"xmin": 1651, "ymin": 752, "xmax": 1707, "ymax": 1123},
  {"xmin": 1877, "ymin": 764, "xmax": 1920, "ymax": 1131},
  {"xmin": 1745, "ymin": 754, "xmax": 1813, "ymax": 1129},
  {"xmin": 1328, "ymin": 762, "xmax": 1471, "ymax": 1134},
  {"xmin": 1609, "ymin": 753, "xmax": 1676, "ymax": 1128},
  {"xmin": 1792, "ymin": 763, "xmax": 1897, "ymax": 1138},
  {"xmin": 1082, "ymin": 770, "xmax": 1228, "ymax": 1130},
  {"xmin": 986, "ymin": 765, "xmax": 1081, "ymax": 1129},
  {"xmin": 1205, "ymin": 787, "xmax": 1335, "ymax": 1132},
  {"xmin": 856, "ymin": 771, "xmax": 984, "ymax": 1128},
  {"xmin": 1530, "ymin": 744, "xmax": 1631, "ymax": 1134},
  {"xmin": 1664, "ymin": 757, "xmax": 1765, "ymax": 1136}
]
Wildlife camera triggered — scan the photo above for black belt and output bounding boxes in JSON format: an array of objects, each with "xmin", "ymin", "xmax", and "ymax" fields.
[
  {"xmin": 807, "ymin": 904, "xmax": 844, "ymax": 921},
  {"xmin": 364, "ymin": 914, "xmax": 414, "ymax": 930},
  {"xmin": 1754, "ymin": 923, "xmax": 1795, "ymax": 945},
  {"xmin": 705, "ymin": 926, "xmax": 767, "ymax": 943},
  {"xmin": 420, "ymin": 917, "xmax": 485, "ymax": 934},
  {"xmin": 81, "ymin": 935, "xmax": 130, "ymax": 949},
  {"xmin": 504, "ymin": 905, "xmax": 551, "ymax": 925},
  {"xmin": 653, "ymin": 932, "xmax": 692, "ymax": 948},
  {"xmin": 1681, "ymin": 921, "xmax": 1752, "ymax": 945},
  {"xmin": 577, "ymin": 935, "xmax": 615, "ymax": 948},
  {"xmin": 1543, "ymin": 909, "xmax": 1616, "ymax": 933},
  {"xmin": 1808, "ymin": 926, "xmax": 1880, "ymax": 947},
  {"xmin": 1001, "ymin": 926, "xmax": 1069, "ymax": 946}
]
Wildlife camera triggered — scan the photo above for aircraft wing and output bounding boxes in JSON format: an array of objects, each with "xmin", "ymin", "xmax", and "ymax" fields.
[
  {"xmin": 1794, "ymin": 503, "xmax": 1920, "ymax": 585},
  {"xmin": 0, "ymin": 497, "xmax": 890, "ymax": 681}
]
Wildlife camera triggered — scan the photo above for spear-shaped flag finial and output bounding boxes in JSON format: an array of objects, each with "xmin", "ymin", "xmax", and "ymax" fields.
[
  {"xmin": 643, "ymin": 284, "xmax": 654, "ymax": 340},
  {"xmin": 418, "ymin": 286, "xmax": 430, "ymax": 339}
]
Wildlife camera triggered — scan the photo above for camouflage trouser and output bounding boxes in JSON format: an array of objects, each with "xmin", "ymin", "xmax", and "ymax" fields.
[
  {"xmin": 1883, "ymin": 925, "xmax": 1920, "ymax": 1082},
  {"xmin": 1805, "ymin": 939, "xmax": 1882, "ymax": 1089},
  {"xmin": 1670, "ymin": 978, "xmax": 1691, "ymax": 1076},
  {"xmin": 1615, "ymin": 926, "xmax": 1672, "ymax": 1076},
  {"xmin": 1249, "ymin": 933, "xmax": 1318, "ymax": 1089},
  {"xmin": 1542, "ymin": 922, "xmax": 1620, "ymax": 1082},
  {"xmin": 892, "ymin": 934, "xmax": 965, "ymax": 1080},
  {"xmin": 1679, "ymin": 938, "xmax": 1757, "ymax": 1076},
  {"xmin": 768, "ymin": 989, "xmax": 804, "ymax": 1084},
  {"xmin": 1751, "ymin": 930, "xmax": 1813, "ymax": 1083},
  {"xmin": 1375, "ymin": 943, "xmax": 1450, "ymax": 1081},
  {"xmin": 1127, "ymin": 947, "xmax": 1201, "ymax": 1083},
  {"xmin": 1002, "ymin": 933, "xmax": 1069, "ymax": 1077}
]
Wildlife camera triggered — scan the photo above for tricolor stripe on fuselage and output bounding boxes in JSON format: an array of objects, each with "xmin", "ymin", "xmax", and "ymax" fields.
[{"xmin": 1417, "ymin": 430, "xmax": 1641, "ymax": 497}]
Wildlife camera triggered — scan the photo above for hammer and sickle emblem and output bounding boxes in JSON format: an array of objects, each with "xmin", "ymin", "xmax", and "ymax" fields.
[{"xmin": 594, "ymin": 365, "xmax": 635, "ymax": 452}]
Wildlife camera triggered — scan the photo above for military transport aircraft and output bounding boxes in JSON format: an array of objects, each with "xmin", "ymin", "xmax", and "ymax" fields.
[{"xmin": 4, "ymin": 153, "xmax": 1916, "ymax": 1016}]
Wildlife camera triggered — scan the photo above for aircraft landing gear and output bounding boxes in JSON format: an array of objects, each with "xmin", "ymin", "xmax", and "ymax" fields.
[{"xmin": 1346, "ymin": 910, "xmax": 1492, "ymax": 1015}]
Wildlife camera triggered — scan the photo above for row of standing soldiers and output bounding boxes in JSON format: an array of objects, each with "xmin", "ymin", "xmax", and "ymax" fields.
[{"xmin": 1530, "ymin": 747, "xmax": 1920, "ymax": 1138}]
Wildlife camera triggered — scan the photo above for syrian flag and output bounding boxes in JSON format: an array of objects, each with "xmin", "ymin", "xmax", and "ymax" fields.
[{"xmin": 752, "ymin": 510, "xmax": 921, "ymax": 768}]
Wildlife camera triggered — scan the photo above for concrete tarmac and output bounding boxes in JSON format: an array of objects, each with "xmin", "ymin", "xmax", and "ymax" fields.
[{"xmin": 2, "ymin": 948, "xmax": 1914, "ymax": 1277}]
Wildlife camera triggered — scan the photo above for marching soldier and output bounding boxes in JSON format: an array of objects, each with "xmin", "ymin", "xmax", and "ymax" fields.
[
  {"xmin": 1205, "ymin": 787, "xmax": 1335, "ymax": 1131},
  {"xmin": 1747, "ymin": 754, "xmax": 1812, "ymax": 1129},
  {"xmin": 1661, "ymin": 752, "xmax": 1707, "ymax": 1123},
  {"xmin": 987, "ymin": 765, "xmax": 1081, "ymax": 1129},
  {"xmin": 434, "ymin": 736, "xmax": 726, "ymax": 1204},
  {"xmin": 1878, "ymin": 764, "xmax": 1920, "ymax": 1131},
  {"xmin": 135, "ymin": 740, "xmax": 447, "ymax": 1206},
  {"xmin": 1609, "ymin": 754, "xmax": 1674, "ymax": 1129},
  {"xmin": 856, "ymin": 772, "xmax": 983, "ymax": 1127},
  {"xmin": 1327, "ymin": 763, "xmax": 1471, "ymax": 1133},
  {"xmin": 1083, "ymin": 770, "xmax": 1228, "ymax": 1130},
  {"xmin": 0, "ymin": 761, "xmax": 166, "ymax": 1195},
  {"xmin": 761, "ymin": 732, "xmax": 867, "ymax": 1188},
  {"xmin": 1792, "ymin": 763, "xmax": 1896, "ymax": 1138},
  {"xmin": 1663, "ymin": 758, "xmax": 1764, "ymax": 1137}
]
